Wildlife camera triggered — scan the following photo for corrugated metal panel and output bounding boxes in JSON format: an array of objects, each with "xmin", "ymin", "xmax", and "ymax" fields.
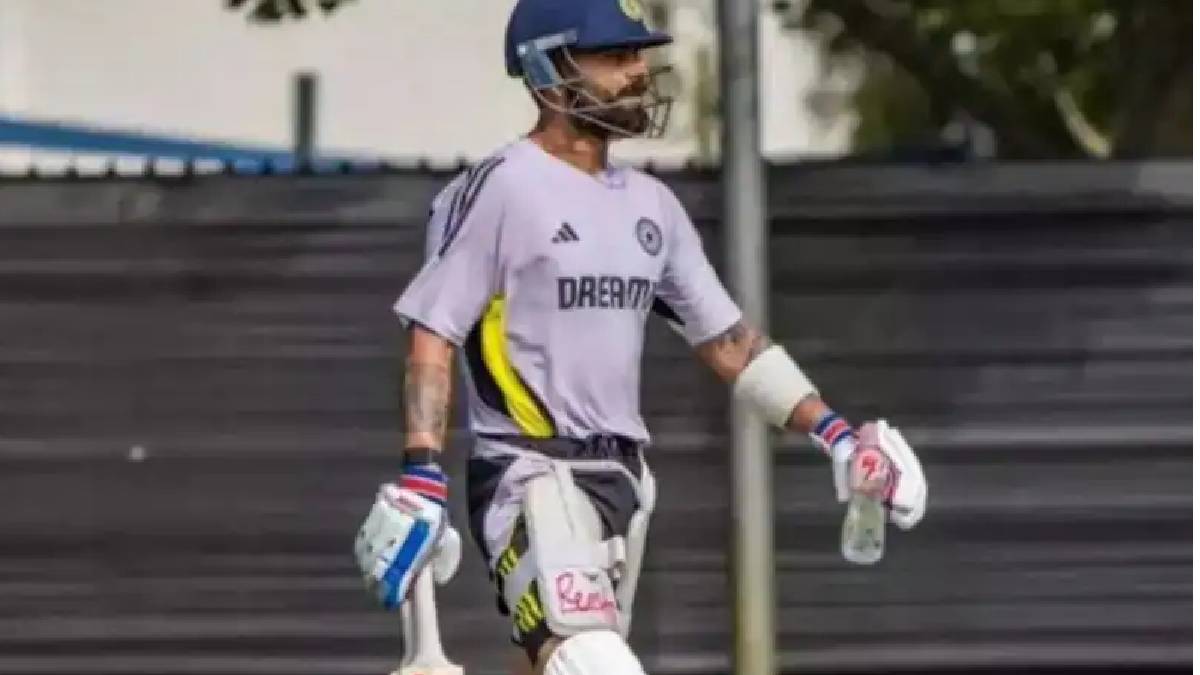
[{"xmin": 0, "ymin": 164, "xmax": 1190, "ymax": 675}]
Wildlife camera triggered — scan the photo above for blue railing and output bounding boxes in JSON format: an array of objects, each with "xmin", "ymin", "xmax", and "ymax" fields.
[{"xmin": 0, "ymin": 116, "xmax": 385, "ymax": 174}]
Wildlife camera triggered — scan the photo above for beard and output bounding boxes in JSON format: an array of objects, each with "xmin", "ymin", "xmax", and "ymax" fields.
[
  {"xmin": 566, "ymin": 81, "xmax": 652, "ymax": 138},
  {"xmin": 586, "ymin": 94, "xmax": 651, "ymax": 136}
]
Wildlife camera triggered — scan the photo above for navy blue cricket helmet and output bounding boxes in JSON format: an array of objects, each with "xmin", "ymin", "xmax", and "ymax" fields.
[{"xmin": 504, "ymin": 0, "xmax": 673, "ymax": 88}]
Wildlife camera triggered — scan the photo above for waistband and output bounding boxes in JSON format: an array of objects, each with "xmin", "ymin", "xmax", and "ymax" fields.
[{"xmin": 478, "ymin": 433, "xmax": 644, "ymax": 462}]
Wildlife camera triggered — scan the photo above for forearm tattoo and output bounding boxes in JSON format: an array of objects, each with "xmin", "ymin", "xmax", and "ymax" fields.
[
  {"xmin": 703, "ymin": 320, "xmax": 773, "ymax": 379},
  {"xmin": 715, "ymin": 320, "xmax": 772, "ymax": 363},
  {"xmin": 404, "ymin": 362, "xmax": 451, "ymax": 445}
]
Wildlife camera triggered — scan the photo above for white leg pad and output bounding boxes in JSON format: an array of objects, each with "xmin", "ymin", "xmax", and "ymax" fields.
[
  {"xmin": 544, "ymin": 630, "xmax": 647, "ymax": 675},
  {"xmin": 615, "ymin": 460, "xmax": 655, "ymax": 639},
  {"xmin": 522, "ymin": 463, "xmax": 622, "ymax": 635}
]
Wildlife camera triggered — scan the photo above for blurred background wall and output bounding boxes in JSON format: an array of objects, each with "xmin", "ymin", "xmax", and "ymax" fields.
[
  {"xmin": 1, "ymin": 0, "xmax": 1189, "ymax": 171},
  {"xmin": 0, "ymin": 0, "xmax": 853, "ymax": 168},
  {"xmin": 0, "ymin": 161, "xmax": 1191, "ymax": 675},
  {"xmin": 0, "ymin": 1, "xmax": 1192, "ymax": 674}
]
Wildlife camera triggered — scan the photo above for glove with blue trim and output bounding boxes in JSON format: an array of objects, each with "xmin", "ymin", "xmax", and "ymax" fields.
[{"xmin": 354, "ymin": 454, "xmax": 462, "ymax": 609}]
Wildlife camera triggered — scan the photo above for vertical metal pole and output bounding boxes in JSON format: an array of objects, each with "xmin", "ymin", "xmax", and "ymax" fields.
[
  {"xmin": 718, "ymin": 1, "xmax": 775, "ymax": 675},
  {"xmin": 293, "ymin": 72, "xmax": 317, "ymax": 165}
]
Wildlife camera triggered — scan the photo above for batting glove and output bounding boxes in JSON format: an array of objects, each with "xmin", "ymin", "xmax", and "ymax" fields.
[
  {"xmin": 354, "ymin": 457, "xmax": 461, "ymax": 610},
  {"xmin": 812, "ymin": 412, "xmax": 895, "ymax": 504},
  {"xmin": 813, "ymin": 414, "xmax": 927, "ymax": 529}
]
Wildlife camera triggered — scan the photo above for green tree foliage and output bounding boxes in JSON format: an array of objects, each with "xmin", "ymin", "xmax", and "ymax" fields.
[
  {"xmin": 776, "ymin": 0, "xmax": 1191, "ymax": 158},
  {"xmin": 226, "ymin": 0, "xmax": 357, "ymax": 23}
]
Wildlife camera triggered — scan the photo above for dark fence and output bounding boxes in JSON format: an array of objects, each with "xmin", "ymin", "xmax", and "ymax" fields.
[{"xmin": 0, "ymin": 161, "xmax": 1190, "ymax": 675}]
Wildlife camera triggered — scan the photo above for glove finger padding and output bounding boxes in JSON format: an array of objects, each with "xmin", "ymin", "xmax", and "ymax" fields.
[
  {"xmin": 871, "ymin": 420, "xmax": 927, "ymax": 530},
  {"xmin": 356, "ymin": 483, "xmax": 447, "ymax": 610},
  {"xmin": 431, "ymin": 525, "xmax": 462, "ymax": 586}
]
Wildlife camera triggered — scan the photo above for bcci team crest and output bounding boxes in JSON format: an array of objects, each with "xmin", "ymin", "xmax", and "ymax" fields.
[
  {"xmin": 618, "ymin": 0, "xmax": 645, "ymax": 23},
  {"xmin": 635, "ymin": 217, "xmax": 662, "ymax": 256}
]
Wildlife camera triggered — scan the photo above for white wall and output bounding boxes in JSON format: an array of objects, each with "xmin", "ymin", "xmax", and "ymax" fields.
[{"xmin": 0, "ymin": 0, "xmax": 851, "ymax": 165}]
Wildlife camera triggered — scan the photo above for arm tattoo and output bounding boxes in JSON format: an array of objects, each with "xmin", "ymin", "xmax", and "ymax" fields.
[
  {"xmin": 712, "ymin": 320, "xmax": 772, "ymax": 366},
  {"xmin": 404, "ymin": 362, "xmax": 451, "ymax": 444},
  {"xmin": 700, "ymin": 320, "xmax": 773, "ymax": 381}
]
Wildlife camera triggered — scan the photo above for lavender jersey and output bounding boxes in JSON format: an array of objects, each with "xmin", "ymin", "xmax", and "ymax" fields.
[{"xmin": 394, "ymin": 139, "xmax": 741, "ymax": 443}]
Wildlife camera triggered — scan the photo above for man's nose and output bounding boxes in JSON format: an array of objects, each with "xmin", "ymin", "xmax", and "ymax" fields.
[{"xmin": 623, "ymin": 54, "xmax": 650, "ymax": 90}]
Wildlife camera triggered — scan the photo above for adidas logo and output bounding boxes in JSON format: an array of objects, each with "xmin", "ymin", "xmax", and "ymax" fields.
[{"xmin": 551, "ymin": 222, "xmax": 581, "ymax": 243}]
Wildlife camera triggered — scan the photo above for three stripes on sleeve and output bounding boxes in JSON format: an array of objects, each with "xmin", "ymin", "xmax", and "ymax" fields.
[{"xmin": 437, "ymin": 155, "xmax": 507, "ymax": 257}]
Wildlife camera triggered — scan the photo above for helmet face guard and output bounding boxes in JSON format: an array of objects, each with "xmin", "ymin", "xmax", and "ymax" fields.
[{"xmin": 517, "ymin": 31, "xmax": 674, "ymax": 140}]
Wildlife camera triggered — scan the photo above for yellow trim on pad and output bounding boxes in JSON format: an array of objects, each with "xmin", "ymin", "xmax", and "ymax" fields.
[
  {"xmin": 480, "ymin": 297, "xmax": 555, "ymax": 438},
  {"xmin": 513, "ymin": 586, "xmax": 545, "ymax": 633}
]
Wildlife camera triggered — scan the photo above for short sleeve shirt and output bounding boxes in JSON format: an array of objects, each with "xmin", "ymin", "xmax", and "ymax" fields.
[{"xmin": 394, "ymin": 139, "xmax": 741, "ymax": 442}]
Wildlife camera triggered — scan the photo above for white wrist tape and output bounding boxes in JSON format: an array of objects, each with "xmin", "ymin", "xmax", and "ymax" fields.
[{"xmin": 732, "ymin": 345, "xmax": 818, "ymax": 428}]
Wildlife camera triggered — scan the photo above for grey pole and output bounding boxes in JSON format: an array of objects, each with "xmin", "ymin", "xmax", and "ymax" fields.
[
  {"xmin": 293, "ymin": 72, "xmax": 317, "ymax": 166},
  {"xmin": 717, "ymin": 1, "xmax": 775, "ymax": 675}
]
